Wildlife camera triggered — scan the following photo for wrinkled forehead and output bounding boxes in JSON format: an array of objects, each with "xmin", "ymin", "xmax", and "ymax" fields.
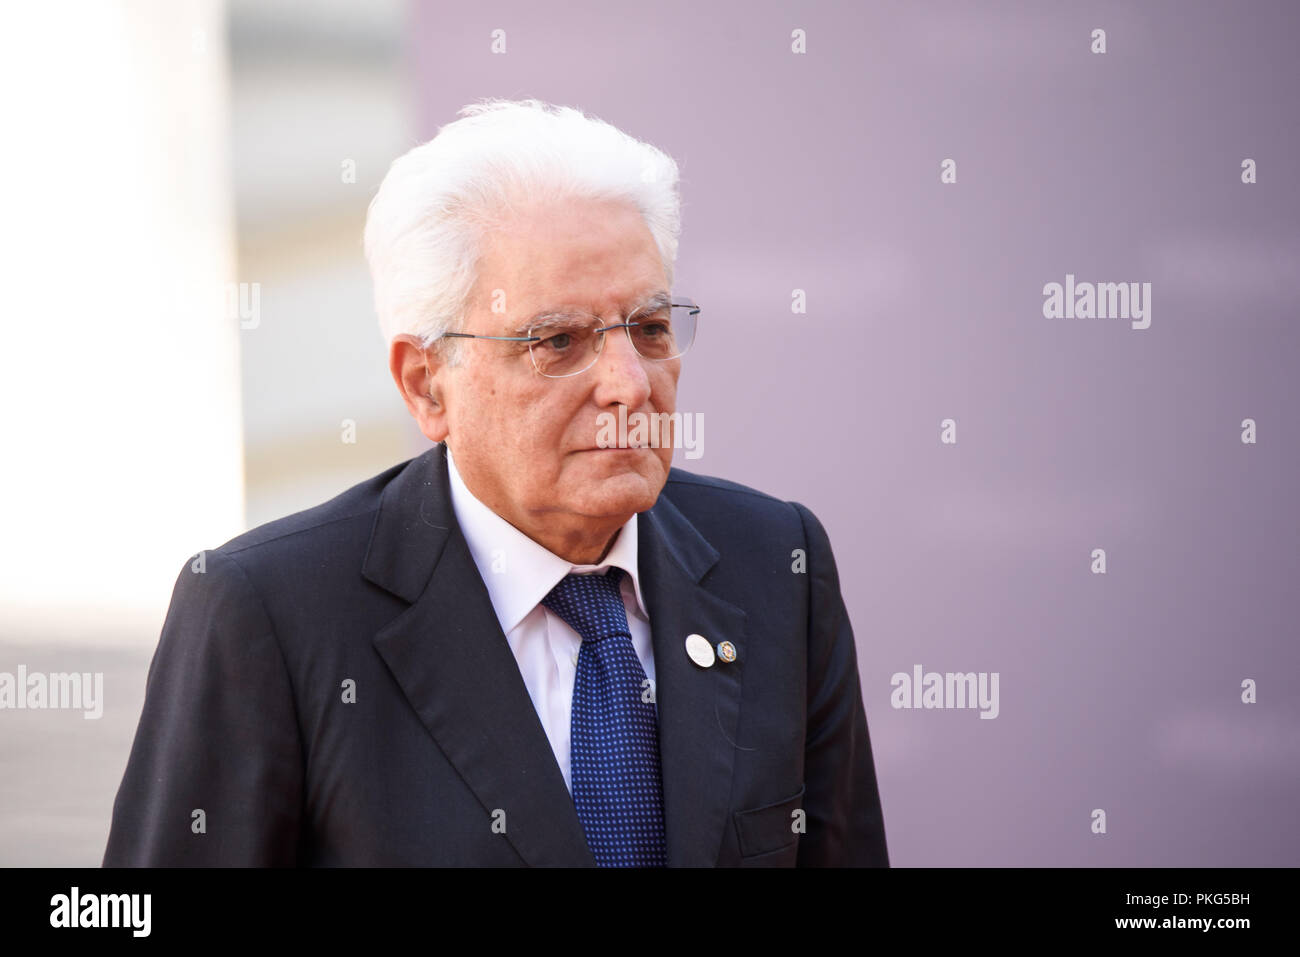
[
  {"xmin": 514, "ymin": 290, "xmax": 674, "ymax": 333},
  {"xmin": 470, "ymin": 197, "xmax": 668, "ymax": 326}
]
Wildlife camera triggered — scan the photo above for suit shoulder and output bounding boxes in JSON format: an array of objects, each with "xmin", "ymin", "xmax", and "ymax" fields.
[
  {"xmin": 663, "ymin": 465, "xmax": 782, "ymax": 501},
  {"xmin": 209, "ymin": 455, "xmax": 413, "ymax": 562},
  {"xmin": 662, "ymin": 466, "xmax": 801, "ymax": 527}
]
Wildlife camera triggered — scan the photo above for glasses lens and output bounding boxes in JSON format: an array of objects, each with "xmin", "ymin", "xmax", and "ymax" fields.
[
  {"xmin": 528, "ymin": 302, "xmax": 699, "ymax": 377},
  {"xmin": 629, "ymin": 302, "xmax": 697, "ymax": 361},
  {"xmin": 529, "ymin": 318, "xmax": 601, "ymax": 377}
]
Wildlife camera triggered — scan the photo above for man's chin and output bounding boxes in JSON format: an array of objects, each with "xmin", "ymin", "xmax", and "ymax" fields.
[{"xmin": 570, "ymin": 454, "xmax": 668, "ymax": 515}]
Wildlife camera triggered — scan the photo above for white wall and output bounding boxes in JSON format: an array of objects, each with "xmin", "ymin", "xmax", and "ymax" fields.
[{"xmin": 0, "ymin": 0, "xmax": 244, "ymax": 648}]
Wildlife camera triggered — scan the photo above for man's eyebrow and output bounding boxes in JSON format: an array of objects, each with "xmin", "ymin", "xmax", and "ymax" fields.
[{"xmin": 509, "ymin": 290, "xmax": 672, "ymax": 335}]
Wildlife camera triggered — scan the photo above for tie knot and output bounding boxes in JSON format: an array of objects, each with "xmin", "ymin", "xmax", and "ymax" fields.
[{"xmin": 541, "ymin": 568, "xmax": 629, "ymax": 643}]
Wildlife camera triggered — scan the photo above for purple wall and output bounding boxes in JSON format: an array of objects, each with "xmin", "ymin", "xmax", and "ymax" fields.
[{"xmin": 409, "ymin": 0, "xmax": 1300, "ymax": 865}]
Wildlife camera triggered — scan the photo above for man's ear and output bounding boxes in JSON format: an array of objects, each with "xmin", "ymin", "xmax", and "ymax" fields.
[{"xmin": 389, "ymin": 334, "xmax": 450, "ymax": 443}]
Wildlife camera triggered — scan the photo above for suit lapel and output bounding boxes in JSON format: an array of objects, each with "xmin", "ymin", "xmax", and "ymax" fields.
[
  {"xmin": 364, "ymin": 444, "xmax": 593, "ymax": 866},
  {"xmin": 639, "ymin": 490, "xmax": 747, "ymax": 866},
  {"xmin": 363, "ymin": 443, "xmax": 746, "ymax": 867}
]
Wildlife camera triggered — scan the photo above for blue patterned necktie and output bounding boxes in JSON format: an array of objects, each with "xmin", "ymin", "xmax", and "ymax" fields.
[{"xmin": 541, "ymin": 567, "xmax": 668, "ymax": 867}]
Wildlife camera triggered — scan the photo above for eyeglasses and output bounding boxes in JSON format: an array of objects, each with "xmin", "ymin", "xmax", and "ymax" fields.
[{"xmin": 433, "ymin": 297, "xmax": 700, "ymax": 378}]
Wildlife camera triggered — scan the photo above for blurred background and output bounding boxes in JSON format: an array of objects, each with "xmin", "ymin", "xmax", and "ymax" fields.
[{"xmin": 0, "ymin": 0, "xmax": 1296, "ymax": 866}]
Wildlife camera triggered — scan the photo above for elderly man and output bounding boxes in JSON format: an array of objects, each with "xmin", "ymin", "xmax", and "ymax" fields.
[{"xmin": 103, "ymin": 99, "xmax": 888, "ymax": 867}]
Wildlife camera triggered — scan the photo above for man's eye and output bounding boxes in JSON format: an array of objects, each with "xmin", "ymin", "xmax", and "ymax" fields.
[
  {"xmin": 636, "ymin": 321, "xmax": 669, "ymax": 338},
  {"xmin": 538, "ymin": 332, "xmax": 573, "ymax": 351}
]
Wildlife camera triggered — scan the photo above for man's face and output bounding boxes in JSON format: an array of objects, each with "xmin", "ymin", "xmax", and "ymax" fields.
[{"xmin": 432, "ymin": 197, "xmax": 680, "ymax": 558}]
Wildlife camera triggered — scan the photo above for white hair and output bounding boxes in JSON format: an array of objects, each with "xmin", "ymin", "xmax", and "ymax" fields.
[{"xmin": 362, "ymin": 98, "xmax": 682, "ymax": 362}]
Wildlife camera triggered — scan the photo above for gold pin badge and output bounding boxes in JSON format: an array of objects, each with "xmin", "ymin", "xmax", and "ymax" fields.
[{"xmin": 716, "ymin": 640, "xmax": 737, "ymax": 663}]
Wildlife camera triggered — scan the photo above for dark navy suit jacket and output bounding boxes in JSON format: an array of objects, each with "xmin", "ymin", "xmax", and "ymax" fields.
[{"xmin": 103, "ymin": 443, "xmax": 889, "ymax": 866}]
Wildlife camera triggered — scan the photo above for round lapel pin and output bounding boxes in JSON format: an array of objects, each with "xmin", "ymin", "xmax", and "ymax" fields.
[
  {"xmin": 685, "ymin": 633, "xmax": 715, "ymax": 668},
  {"xmin": 716, "ymin": 640, "xmax": 737, "ymax": 663}
]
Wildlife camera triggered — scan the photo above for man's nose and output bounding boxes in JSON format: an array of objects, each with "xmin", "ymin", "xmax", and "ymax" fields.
[{"xmin": 591, "ymin": 324, "xmax": 652, "ymax": 407}]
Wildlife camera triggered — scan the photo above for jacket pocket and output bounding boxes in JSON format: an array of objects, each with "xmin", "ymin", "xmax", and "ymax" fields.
[{"xmin": 733, "ymin": 783, "xmax": 806, "ymax": 859}]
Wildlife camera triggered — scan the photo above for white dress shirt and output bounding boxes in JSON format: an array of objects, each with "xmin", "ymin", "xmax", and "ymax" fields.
[{"xmin": 445, "ymin": 446, "xmax": 656, "ymax": 793}]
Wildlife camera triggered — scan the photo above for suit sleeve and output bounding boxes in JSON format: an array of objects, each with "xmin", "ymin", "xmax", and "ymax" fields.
[
  {"xmin": 790, "ymin": 501, "xmax": 889, "ymax": 867},
  {"xmin": 102, "ymin": 549, "xmax": 305, "ymax": 866}
]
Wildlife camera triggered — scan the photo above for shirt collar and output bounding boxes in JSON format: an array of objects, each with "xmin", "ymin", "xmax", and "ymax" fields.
[{"xmin": 445, "ymin": 444, "xmax": 648, "ymax": 636}]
